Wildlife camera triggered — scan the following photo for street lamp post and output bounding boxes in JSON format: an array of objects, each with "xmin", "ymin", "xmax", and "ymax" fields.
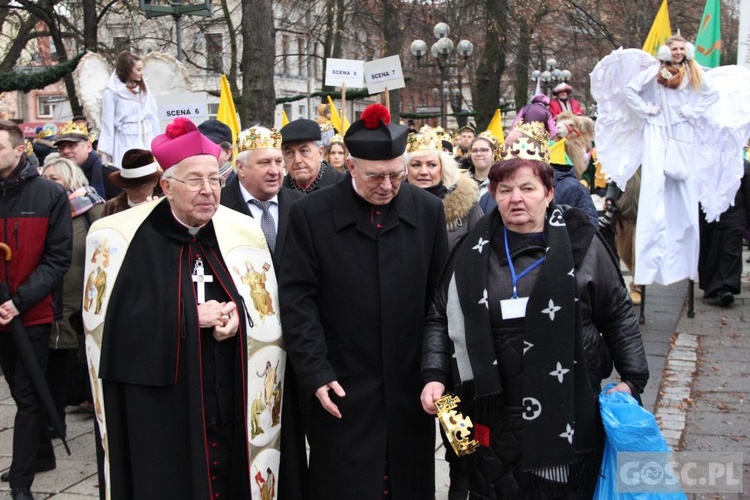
[
  {"xmin": 410, "ymin": 23, "xmax": 473, "ymax": 129},
  {"xmin": 531, "ymin": 58, "xmax": 571, "ymax": 96},
  {"xmin": 139, "ymin": 0, "xmax": 212, "ymax": 61}
]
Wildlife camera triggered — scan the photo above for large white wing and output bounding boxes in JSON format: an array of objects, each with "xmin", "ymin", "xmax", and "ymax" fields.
[
  {"xmin": 142, "ymin": 52, "xmax": 193, "ymax": 98},
  {"xmin": 695, "ymin": 65, "xmax": 750, "ymax": 222},
  {"xmin": 73, "ymin": 52, "xmax": 112, "ymax": 132},
  {"xmin": 589, "ymin": 48, "xmax": 656, "ymax": 188}
]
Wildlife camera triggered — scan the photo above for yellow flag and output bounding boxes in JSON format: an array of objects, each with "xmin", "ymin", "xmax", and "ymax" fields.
[
  {"xmin": 549, "ymin": 139, "xmax": 568, "ymax": 165},
  {"xmin": 327, "ymin": 96, "xmax": 341, "ymax": 133},
  {"xmin": 485, "ymin": 109, "xmax": 505, "ymax": 146},
  {"xmin": 642, "ymin": 0, "xmax": 672, "ymax": 56},
  {"xmin": 281, "ymin": 110, "xmax": 290, "ymax": 127},
  {"xmin": 217, "ymin": 74, "xmax": 240, "ymax": 146}
]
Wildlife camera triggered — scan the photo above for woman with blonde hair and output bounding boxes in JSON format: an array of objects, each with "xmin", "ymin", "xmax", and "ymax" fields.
[
  {"xmin": 41, "ymin": 154, "xmax": 105, "ymax": 428},
  {"xmin": 406, "ymin": 130, "xmax": 484, "ymax": 250}
]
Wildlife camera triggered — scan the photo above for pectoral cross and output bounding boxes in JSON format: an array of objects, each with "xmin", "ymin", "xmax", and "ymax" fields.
[{"xmin": 192, "ymin": 256, "xmax": 213, "ymax": 304}]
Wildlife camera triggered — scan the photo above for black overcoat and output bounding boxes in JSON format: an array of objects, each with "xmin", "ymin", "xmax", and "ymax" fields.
[
  {"xmin": 220, "ymin": 178, "xmax": 309, "ymax": 500},
  {"xmin": 279, "ymin": 174, "xmax": 448, "ymax": 499}
]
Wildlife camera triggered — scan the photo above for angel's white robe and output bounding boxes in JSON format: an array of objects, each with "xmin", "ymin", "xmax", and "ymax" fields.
[
  {"xmin": 97, "ymin": 73, "xmax": 160, "ymax": 169},
  {"xmin": 623, "ymin": 66, "xmax": 718, "ymax": 285}
]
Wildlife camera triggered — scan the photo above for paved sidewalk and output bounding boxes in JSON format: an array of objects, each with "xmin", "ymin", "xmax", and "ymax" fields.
[{"xmin": 0, "ymin": 247, "xmax": 748, "ymax": 499}]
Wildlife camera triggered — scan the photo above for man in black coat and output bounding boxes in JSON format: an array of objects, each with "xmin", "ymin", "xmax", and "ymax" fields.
[
  {"xmin": 54, "ymin": 121, "xmax": 121, "ymax": 200},
  {"xmin": 280, "ymin": 118, "xmax": 344, "ymax": 194},
  {"xmin": 279, "ymin": 104, "xmax": 449, "ymax": 499}
]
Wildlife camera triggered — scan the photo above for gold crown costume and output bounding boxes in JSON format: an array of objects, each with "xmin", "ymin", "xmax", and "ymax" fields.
[
  {"xmin": 58, "ymin": 121, "xmax": 90, "ymax": 138},
  {"xmin": 406, "ymin": 130, "xmax": 442, "ymax": 153},
  {"xmin": 498, "ymin": 121, "xmax": 550, "ymax": 164},
  {"xmin": 237, "ymin": 127, "xmax": 282, "ymax": 152},
  {"xmin": 435, "ymin": 394, "xmax": 479, "ymax": 457},
  {"xmin": 329, "ymin": 133, "xmax": 344, "ymax": 145}
]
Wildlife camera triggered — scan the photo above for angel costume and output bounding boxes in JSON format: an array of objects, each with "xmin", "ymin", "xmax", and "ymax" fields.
[
  {"xmin": 97, "ymin": 73, "xmax": 159, "ymax": 169},
  {"xmin": 591, "ymin": 48, "xmax": 750, "ymax": 286}
]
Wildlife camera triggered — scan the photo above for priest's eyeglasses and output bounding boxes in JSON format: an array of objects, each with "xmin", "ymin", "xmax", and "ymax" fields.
[
  {"xmin": 363, "ymin": 170, "xmax": 406, "ymax": 183},
  {"xmin": 170, "ymin": 176, "xmax": 224, "ymax": 191}
]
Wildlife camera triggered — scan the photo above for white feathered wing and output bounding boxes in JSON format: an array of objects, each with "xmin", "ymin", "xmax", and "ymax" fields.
[{"xmin": 73, "ymin": 52, "xmax": 112, "ymax": 134}]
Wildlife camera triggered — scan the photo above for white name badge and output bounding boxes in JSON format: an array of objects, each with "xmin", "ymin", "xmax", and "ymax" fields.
[{"xmin": 500, "ymin": 297, "xmax": 529, "ymax": 319}]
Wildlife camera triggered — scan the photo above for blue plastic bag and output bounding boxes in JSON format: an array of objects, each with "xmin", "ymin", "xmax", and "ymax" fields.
[{"xmin": 593, "ymin": 383, "xmax": 687, "ymax": 499}]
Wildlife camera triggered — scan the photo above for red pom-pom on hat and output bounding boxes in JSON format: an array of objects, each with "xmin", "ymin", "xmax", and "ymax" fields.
[
  {"xmin": 360, "ymin": 103, "xmax": 391, "ymax": 129},
  {"xmin": 165, "ymin": 117, "xmax": 192, "ymax": 139}
]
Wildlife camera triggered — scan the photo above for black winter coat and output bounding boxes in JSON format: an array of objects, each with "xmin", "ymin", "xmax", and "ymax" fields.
[
  {"xmin": 279, "ymin": 175, "xmax": 448, "ymax": 499},
  {"xmin": 421, "ymin": 208, "xmax": 649, "ymax": 498}
]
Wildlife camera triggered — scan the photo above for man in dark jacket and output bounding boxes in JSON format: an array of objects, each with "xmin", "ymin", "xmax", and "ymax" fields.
[
  {"xmin": 54, "ymin": 121, "xmax": 121, "ymax": 200},
  {"xmin": 220, "ymin": 125, "xmax": 308, "ymax": 499},
  {"xmin": 279, "ymin": 104, "xmax": 449, "ymax": 498},
  {"xmin": 280, "ymin": 118, "xmax": 344, "ymax": 193},
  {"xmin": 0, "ymin": 120, "xmax": 72, "ymax": 500}
]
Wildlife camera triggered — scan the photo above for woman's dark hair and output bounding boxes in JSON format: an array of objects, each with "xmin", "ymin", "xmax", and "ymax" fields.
[
  {"xmin": 488, "ymin": 158, "xmax": 554, "ymax": 194},
  {"xmin": 115, "ymin": 51, "xmax": 146, "ymax": 92}
]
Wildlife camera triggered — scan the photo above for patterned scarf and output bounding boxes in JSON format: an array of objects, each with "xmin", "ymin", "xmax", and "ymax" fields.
[
  {"xmin": 448, "ymin": 203, "xmax": 597, "ymax": 478},
  {"xmin": 69, "ymin": 186, "xmax": 105, "ymax": 218}
]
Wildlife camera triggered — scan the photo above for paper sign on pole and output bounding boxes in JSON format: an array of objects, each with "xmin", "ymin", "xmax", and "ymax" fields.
[
  {"xmin": 325, "ymin": 59, "xmax": 365, "ymax": 88},
  {"xmin": 363, "ymin": 55, "xmax": 405, "ymax": 94},
  {"xmin": 157, "ymin": 92, "xmax": 208, "ymax": 129}
]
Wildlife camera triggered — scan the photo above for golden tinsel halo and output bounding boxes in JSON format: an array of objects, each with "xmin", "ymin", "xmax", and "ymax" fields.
[
  {"xmin": 58, "ymin": 121, "xmax": 89, "ymax": 139},
  {"xmin": 406, "ymin": 130, "xmax": 442, "ymax": 153},
  {"xmin": 329, "ymin": 133, "xmax": 344, "ymax": 145},
  {"xmin": 237, "ymin": 127, "xmax": 282, "ymax": 152},
  {"xmin": 498, "ymin": 121, "xmax": 550, "ymax": 164},
  {"xmin": 25, "ymin": 140, "xmax": 34, "ymax": 156},
  {"xmin": 37, "ymin": 128, "xmax": 54, "ymax": 139}
]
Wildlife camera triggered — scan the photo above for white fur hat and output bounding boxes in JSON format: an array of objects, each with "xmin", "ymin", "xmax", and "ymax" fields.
[{"xmin": 657, "ymin": 40, "xmax": 695, "ymax": 62}]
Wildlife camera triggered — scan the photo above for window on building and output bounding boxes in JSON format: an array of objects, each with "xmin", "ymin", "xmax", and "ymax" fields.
[
  {"xmin": 206, "ymin": 33, "xmax": 223, "ymax": 73},
  {"xmin": 113, "ymin": 36, "xmax": 130, "ymax": 54},
  {"xmin": 297, "ymin": 38, "xmax": 306, "ymax": 77},
  {"xmin": 37, "ymin": 95, "xmax": 63, "ymax": 119},
  {"xmin": 282, "ymin": 35, "xmax": 290, "ymax": 75},
  {"xmin": 298, "ymin": 104, "xmax": 306, "ymax": 119},
  {"xmin": 283, "ymin": 103, "xmax": 292, "ymax": 121}
]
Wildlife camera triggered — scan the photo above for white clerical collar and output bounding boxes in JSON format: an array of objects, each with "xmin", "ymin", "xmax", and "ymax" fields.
[
  {"xmin": 170, "ymin": 209, "xmax": 207, "ymax": 235},
  {"xmin": 238, "ymin": 180, "xmax": 279, "ymax": 206},
  {"xmin": 127, "ymin": 197, "xmax": 149, "ymax": 208}
]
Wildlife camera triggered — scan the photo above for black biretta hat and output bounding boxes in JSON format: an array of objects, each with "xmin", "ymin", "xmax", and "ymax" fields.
[
  {"xmin": 344, "ymin": 104, "xmax": 408, "ymax": 161},
  {"xmin": 280, "ymin": 119, "xmax": 321, "ymax": 145}
]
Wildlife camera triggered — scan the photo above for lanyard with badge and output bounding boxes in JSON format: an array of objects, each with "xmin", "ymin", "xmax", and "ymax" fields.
[{"xmin": 500, "ymin": 227, "xmax": 545, "ymax": 319}]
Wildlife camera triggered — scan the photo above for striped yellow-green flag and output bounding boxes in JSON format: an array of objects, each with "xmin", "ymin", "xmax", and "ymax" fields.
[
  {"xmin": 485, "ymin": 109, "xmax": 505, "ymax": 146},
  {"xmin": 695, "ymin": 0, "xmax": 722, "ymax": 68},
  {"xmin": 642, "ymin": 0, "xmax": 672, "ymax": 56},
  {"xmin": 326, "ymin": 96, "xmax": 350, "ymax": 135},
  {"xmin": 217, "ymin": 74, "xmax": 240, "ymax": 145},
  {"xmin": 281, "ymin": 109, "xmax": 290, "ymax": 127}
]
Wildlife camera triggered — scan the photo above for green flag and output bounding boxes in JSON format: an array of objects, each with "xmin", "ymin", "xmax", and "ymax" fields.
[{"xmin": 695, "ymin": 0, "xmax": 722, "ymax": 67}]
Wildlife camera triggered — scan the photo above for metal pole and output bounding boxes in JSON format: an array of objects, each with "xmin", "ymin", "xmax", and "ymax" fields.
[
  {"xmin": 175, "ymin": 14, "xmax": 183, "ymax": 61},
  {"xmin": 440, "ymin": 64, "xmax": 446, "ymax": 129}
]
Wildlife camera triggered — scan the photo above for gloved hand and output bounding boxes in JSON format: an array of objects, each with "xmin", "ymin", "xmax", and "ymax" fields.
[{"xmin": 647, "ymin": 103, "xmax": 662, "ymax": 116}]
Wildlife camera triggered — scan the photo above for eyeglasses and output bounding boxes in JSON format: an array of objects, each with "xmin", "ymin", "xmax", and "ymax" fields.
[
  {"xmin": 471, "ymin": 148, "xmax": 492, "ymax": 155},
  {"xmin": 363, "ymin": 170, "xmax": 406, "ymax": 183},
  {"xmin": 170, "ymin": 176, "xmax": 223, "ymax": 191}
]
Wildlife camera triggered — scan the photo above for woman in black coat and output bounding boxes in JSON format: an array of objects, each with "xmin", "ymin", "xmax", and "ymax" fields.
[{"xmin": 421, "ymin": 147, "xmax": 648, "ymax": 499}]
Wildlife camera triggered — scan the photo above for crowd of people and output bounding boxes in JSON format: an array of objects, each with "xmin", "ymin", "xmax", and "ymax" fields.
[{"xmin": 0, "ymin": 35, "xmax": 748, "ymax": 500}]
